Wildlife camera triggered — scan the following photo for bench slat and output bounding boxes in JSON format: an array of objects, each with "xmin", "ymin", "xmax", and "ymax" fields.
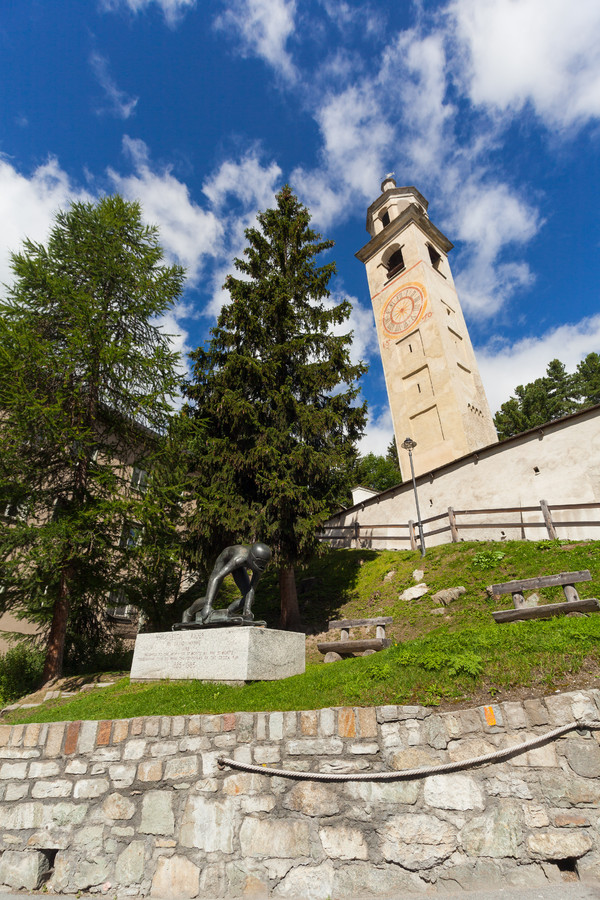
[
  {"xmin": 318, "ymin": 638, "xmax": 392, "ymax": 654},
  {"xmin": 329, "ymin": 617, "xmax": 393, "ymax": 629},
  {"xmin": 493, "ymin": 598, "xmax": 599, "ymax": 624},
  {"xmin": 491, "ymin": 570, "xmax": 591, "ymax": 595}
]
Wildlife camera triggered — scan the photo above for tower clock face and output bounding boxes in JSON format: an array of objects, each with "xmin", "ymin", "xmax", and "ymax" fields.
[{"xmin": 382, "ymin": 284, "xmax": 426, "ymax": 337}]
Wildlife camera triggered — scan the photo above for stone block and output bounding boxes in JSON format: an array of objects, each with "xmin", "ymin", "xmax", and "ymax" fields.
[
  {"xmin": 349, "ymin": 741, "xmax": 379, "ymax": 754},
  {"xmin": 73, "ymin": 777, "xmax": 109, "ymax": 799},
  {"xmin": 138, "ymin": 759, "xmax": 163, "ymax": 782},
  {"xmin": 123, "ymin": 738, "xmax": 146, "ymax": 760},
  {"xmin": 319, "ymin": 825, "xmax": 369, "ymax": 859},
  {"xmin": 23, "ymin": 724, "xmax": 42, "ymax": 747},
  {"xmin": 103, "ymin": 792, "xmax": 136, "ymax": 819},
  {"xmin": 253, "ymin": 744, "xmax": 280, "ymax": 764},
  {"xmin": 287, "ymin": 737, "xmax": 343, "ymax": 755},
  {"xmin": 502, "ymin": 701, "xmax": 528, "ymax": 729},
  {"xmin": 461, "ymin": 803, "xmax": 523, "ymax": 858},
  {"xmin": 273, "ymin": 861, "xmax": 335, "ymax": 899},
  {"xmin": 523, "ymin": 699, "xmax": 549, "ymax": 726},
  {"xmin": 115, "ymin": 839, "xmax": 145, "ymax": 885},
  {"xmin": 565, "ymin": 737, "xmax": 600, "ymax": 777},
  {"xmin": 31, "ymin": 779, "xmax": 72, "ymax": 799},
  {"xmin": 269, "ymin": 712, "xmax": 284, "ymax": 740},
  {"xmin": 345, "ymin": 780, "xmax": 420, "ymax": 805},
  {"xmin": 150, "ymin": 855, "xmax": 200, "ymax": 899},
  {"xmin": 0, "ymin": 761, "xmax": 27, "ymax": 779},
  {"xmin": 545, "ymin": 692, "xmax": 576, "ymax": 725},
  {"xmin": 240, "ymin": 818, "xmax": 311, "ymax": 858},
  {"xmin": 96, "ymin": 720, "xmax": 112, "ymax": 746},
  {"xmin": 150, "ymin": 740, "xmax": 178, "ymax": 757},
  {"xmin": 0, "ymin": 850, "xmax": 50, "ymax": 890},
  {"xmin": 222, "ymin": 771, "xmax": 269, "ymax": 796},
  {"xmin": 376, "ymin": 705, "xmax": 398, "ymax": 723},
  {"xmin": 527, "ymin": 828, "xmax": 593, "ymax": 859},
  {"xmin": 113, "ymin": 719, "xmax": 130, "ymax": 743},
  {"xmin": 77, "ymin": 720, "xmax": 98, "ymax": 753},
  {"xmin": 140, "ymin": 791, "xmax": 174, "ymax": 835},
  {"xmin": 389, "ymin": 746, "xmax": 441, "ymax": 770},
  {"xmin": 423, "ymin": 774, "xmax": 485, "ymax": 811},
  {"xmin": 108, "ymin": 763, "xmax": 137, "ymax": 787},
  {"xmin": 378, "ymin": 813, "xmax": 457, "ymax": 870},
  {"xmin": 65, "ymin": 759, "xmax": 87, "ymax": 775},
  {"xmin": 255, "ymin": 712, "xmax": 267, "ymax": 740},
  {"xmin": 164, "ymin": 755, "xmax": 199, "ymax": 780},
  {"xmin": 131, "ymin": 627, "xmax": 305, "ymax": 681},
  {"xmin": 300, "ymin": 710, "xmax": 318, "ymax": 735},
  {"xmin": 180, "ymin": 796, "xmax": 235, "ymax": 852},
  {"xmin": 283, "ymin": 782, "xmax": 340, "ymax": 816},
  {"xmin": 356, "ymin": 706, "xmax": 377, "ymax": 737},
  {"xmin": 338, "ymin": 708, "xmax": 356, "ymax": 737}
]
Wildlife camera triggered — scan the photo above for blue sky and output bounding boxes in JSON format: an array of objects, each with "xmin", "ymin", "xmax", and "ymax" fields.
[{"xmin": 2, "ymin": 0, "xmax": 600, "ymax": 453}]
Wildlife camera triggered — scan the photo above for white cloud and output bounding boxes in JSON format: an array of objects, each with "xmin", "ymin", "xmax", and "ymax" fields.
[
  {"xmin": 108, "ymin": 136, "xmax": 224, "ymax": 284},
  {"xmin": 450, "ymin": 0, "xmax": 600, "ymax": 128},
  {"xmin": 449, "ymin": 180, "xmax": 540, "ymax": 315},
  {"xmin": 379, "ymin": 30, "xmax": 454, "ymax": 179},
  {"xmin": 324, "ymin": 292, "xmax": 378, "ymax": 369},
  {"xmin": 101, "ymin": 0, "xmax": 196, "ymax": 26},
  {"xmin": 477, "ymin": 314, "xmax": 600, "ymax": 413},
  {"xmin": 90, "ymin": 52, "xmax": 138, "ymax": 119},
  {"xmin": 200, "ymin": 151, "xmax": 282, "ymax": 316},
  {"xmin": 0, "ymin": 156, "xmax": 91, "ymax": 290},
  {"xmin": 358, "ymin": 405, "xmax": 394, "ymax": 457},
  {"xmin": 215, "ymin": 0, "xmax": 297, "ymax": 79}
]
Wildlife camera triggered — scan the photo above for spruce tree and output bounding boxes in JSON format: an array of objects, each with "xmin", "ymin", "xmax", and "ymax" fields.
[
  {"xmin": 0, "ymin": 195, "xmax": 184, "ymax": 680},
  {"xmin": 185, "ymin": 186, "xmax": 367, "ymax": 629},
  {"xmin": 494, "ymin": 358, "xmax": 577, "ymax": 439}
]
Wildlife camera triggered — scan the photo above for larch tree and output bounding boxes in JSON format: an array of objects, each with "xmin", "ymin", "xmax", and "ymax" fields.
[
  {"xmin": 0, "ymin": 195, "xmax": 184, "ymax": 681},
  {"xmin": 184, "ymin": 186, "xmax": 367, "ymax": 630}
]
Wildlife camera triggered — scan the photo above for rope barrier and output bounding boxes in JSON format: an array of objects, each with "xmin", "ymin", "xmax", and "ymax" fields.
[{"xmin": 217, "ymin": 718, "xmax": 600, "ymax": 782}]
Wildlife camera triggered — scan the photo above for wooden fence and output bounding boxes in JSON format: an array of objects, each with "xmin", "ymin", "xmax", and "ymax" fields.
[{"xmin": 320, "ymin": 500, "xmax": 600, "ymax": 551}]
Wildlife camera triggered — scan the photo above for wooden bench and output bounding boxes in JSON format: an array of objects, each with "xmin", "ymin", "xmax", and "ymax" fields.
[
  {"xmin": 318, "ymin": 617, "xmax": 393, "ymax": 657},
  {"xmin": 491, "ymin": 570, "xmax": 599, "ymax": 624}
]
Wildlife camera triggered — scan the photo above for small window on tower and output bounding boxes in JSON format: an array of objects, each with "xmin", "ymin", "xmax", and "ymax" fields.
[
  {"xmin": 380, "ymin": 210, "xmax": 390, "ymax": 228},
  {"xmin": 386, "ymin": 247, "xmax": 405, "ymax": 278},
  {"xmin": 427, "ymin": 244, "xmax": 442, "ymax": 272}
]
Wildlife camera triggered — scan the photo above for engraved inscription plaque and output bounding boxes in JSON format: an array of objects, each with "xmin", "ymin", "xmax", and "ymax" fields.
[{"xmin": 130, "ymin": 628, "xmax": 305, "ymax": 682}]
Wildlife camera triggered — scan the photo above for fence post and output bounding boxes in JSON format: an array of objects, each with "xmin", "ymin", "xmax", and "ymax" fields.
[
  {"xmin": 448, "ymin": 507, "xmax": 459, "ymax": 542},
  {"xmin": 408, "ymin": 519, "xmax": 417, "ymax": 551},
  {"xmin": 540, "ymin": 499, "xmax": 557, "ymax": 540}
]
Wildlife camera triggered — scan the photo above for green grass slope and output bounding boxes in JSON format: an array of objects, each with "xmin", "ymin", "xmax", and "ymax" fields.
[{"xmin": 5, "ymin": 539, "xmax": 600, "ymax": 724}]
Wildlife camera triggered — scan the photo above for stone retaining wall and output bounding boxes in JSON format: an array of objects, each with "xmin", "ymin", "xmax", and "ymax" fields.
[{"xmin": 1, "ymin": 689, "xmax": 600, "ymax": 897}]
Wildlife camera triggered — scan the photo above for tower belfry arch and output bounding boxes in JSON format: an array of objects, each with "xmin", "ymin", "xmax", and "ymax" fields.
[{"xmin": 356, "ymin": 177, "xmax": 498, "ymax": 480}]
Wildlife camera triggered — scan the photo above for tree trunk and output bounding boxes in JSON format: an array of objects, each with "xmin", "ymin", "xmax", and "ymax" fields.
[
  {"xmin": 41, "ymin": 566, "xmax": 73, "ymax": 683},
  {"xmin": 279, "ymin": 565, "xmax": 303, "ymax": 631}
]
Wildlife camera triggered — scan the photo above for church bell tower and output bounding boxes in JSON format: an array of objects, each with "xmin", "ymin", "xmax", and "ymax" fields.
[{"xmin": 356, "ymin": 176, "xmax": 498, "ymax": 479}]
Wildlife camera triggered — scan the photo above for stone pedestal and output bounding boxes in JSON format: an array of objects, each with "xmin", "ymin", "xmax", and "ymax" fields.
[{"xmin": 130, "ymin": 628, "xmax": 305, "ymax": 682}]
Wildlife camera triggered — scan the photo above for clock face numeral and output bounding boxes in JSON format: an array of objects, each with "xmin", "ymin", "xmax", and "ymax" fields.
[{"xmin": 382, "ymin": 284, "xmax": 426, "ymax": 336}]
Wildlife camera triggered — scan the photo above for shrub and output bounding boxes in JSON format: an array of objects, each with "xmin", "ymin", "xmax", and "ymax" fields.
[{"xmin": 0, "ymin": 643, "xmax": 45, "ymax": 704}]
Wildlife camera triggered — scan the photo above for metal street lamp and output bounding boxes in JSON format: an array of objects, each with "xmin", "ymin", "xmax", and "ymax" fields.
[{"xmin": 401, "ymin": 437, "xmax": 425, "ymax": 557}]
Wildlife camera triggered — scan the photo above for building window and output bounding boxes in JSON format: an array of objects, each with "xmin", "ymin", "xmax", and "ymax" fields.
[
  {"xmin": 427, "ymin": 244, "xmax": 442, "ymax": 272},
  {"xmin": 120, "ymin": 522, "xmax": 142, "ymax": 549},
  {"xmin": 106, "ymin": 589, "xmax": 136, "ymax": 621},
  {"xmin": 131, "ymin": 466, "xmax": 148, "ymax": 493},
  {"xmin": 380, "ymin": 210, "xmax": 390, "ymax": 228},
  {"xmin": 386, "ymin": 247, "xmax": 405, "ymax": 278}
]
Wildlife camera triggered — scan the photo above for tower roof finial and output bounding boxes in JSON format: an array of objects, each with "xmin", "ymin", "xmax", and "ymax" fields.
[{"xmin": 381, "ymin": 172, "xmax": 396, "ymax": 192}]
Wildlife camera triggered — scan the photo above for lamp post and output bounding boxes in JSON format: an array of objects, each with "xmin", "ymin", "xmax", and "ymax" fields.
[{"xmin": 401, "ymin": 437, "xmax": 425, "ymax": 557}]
